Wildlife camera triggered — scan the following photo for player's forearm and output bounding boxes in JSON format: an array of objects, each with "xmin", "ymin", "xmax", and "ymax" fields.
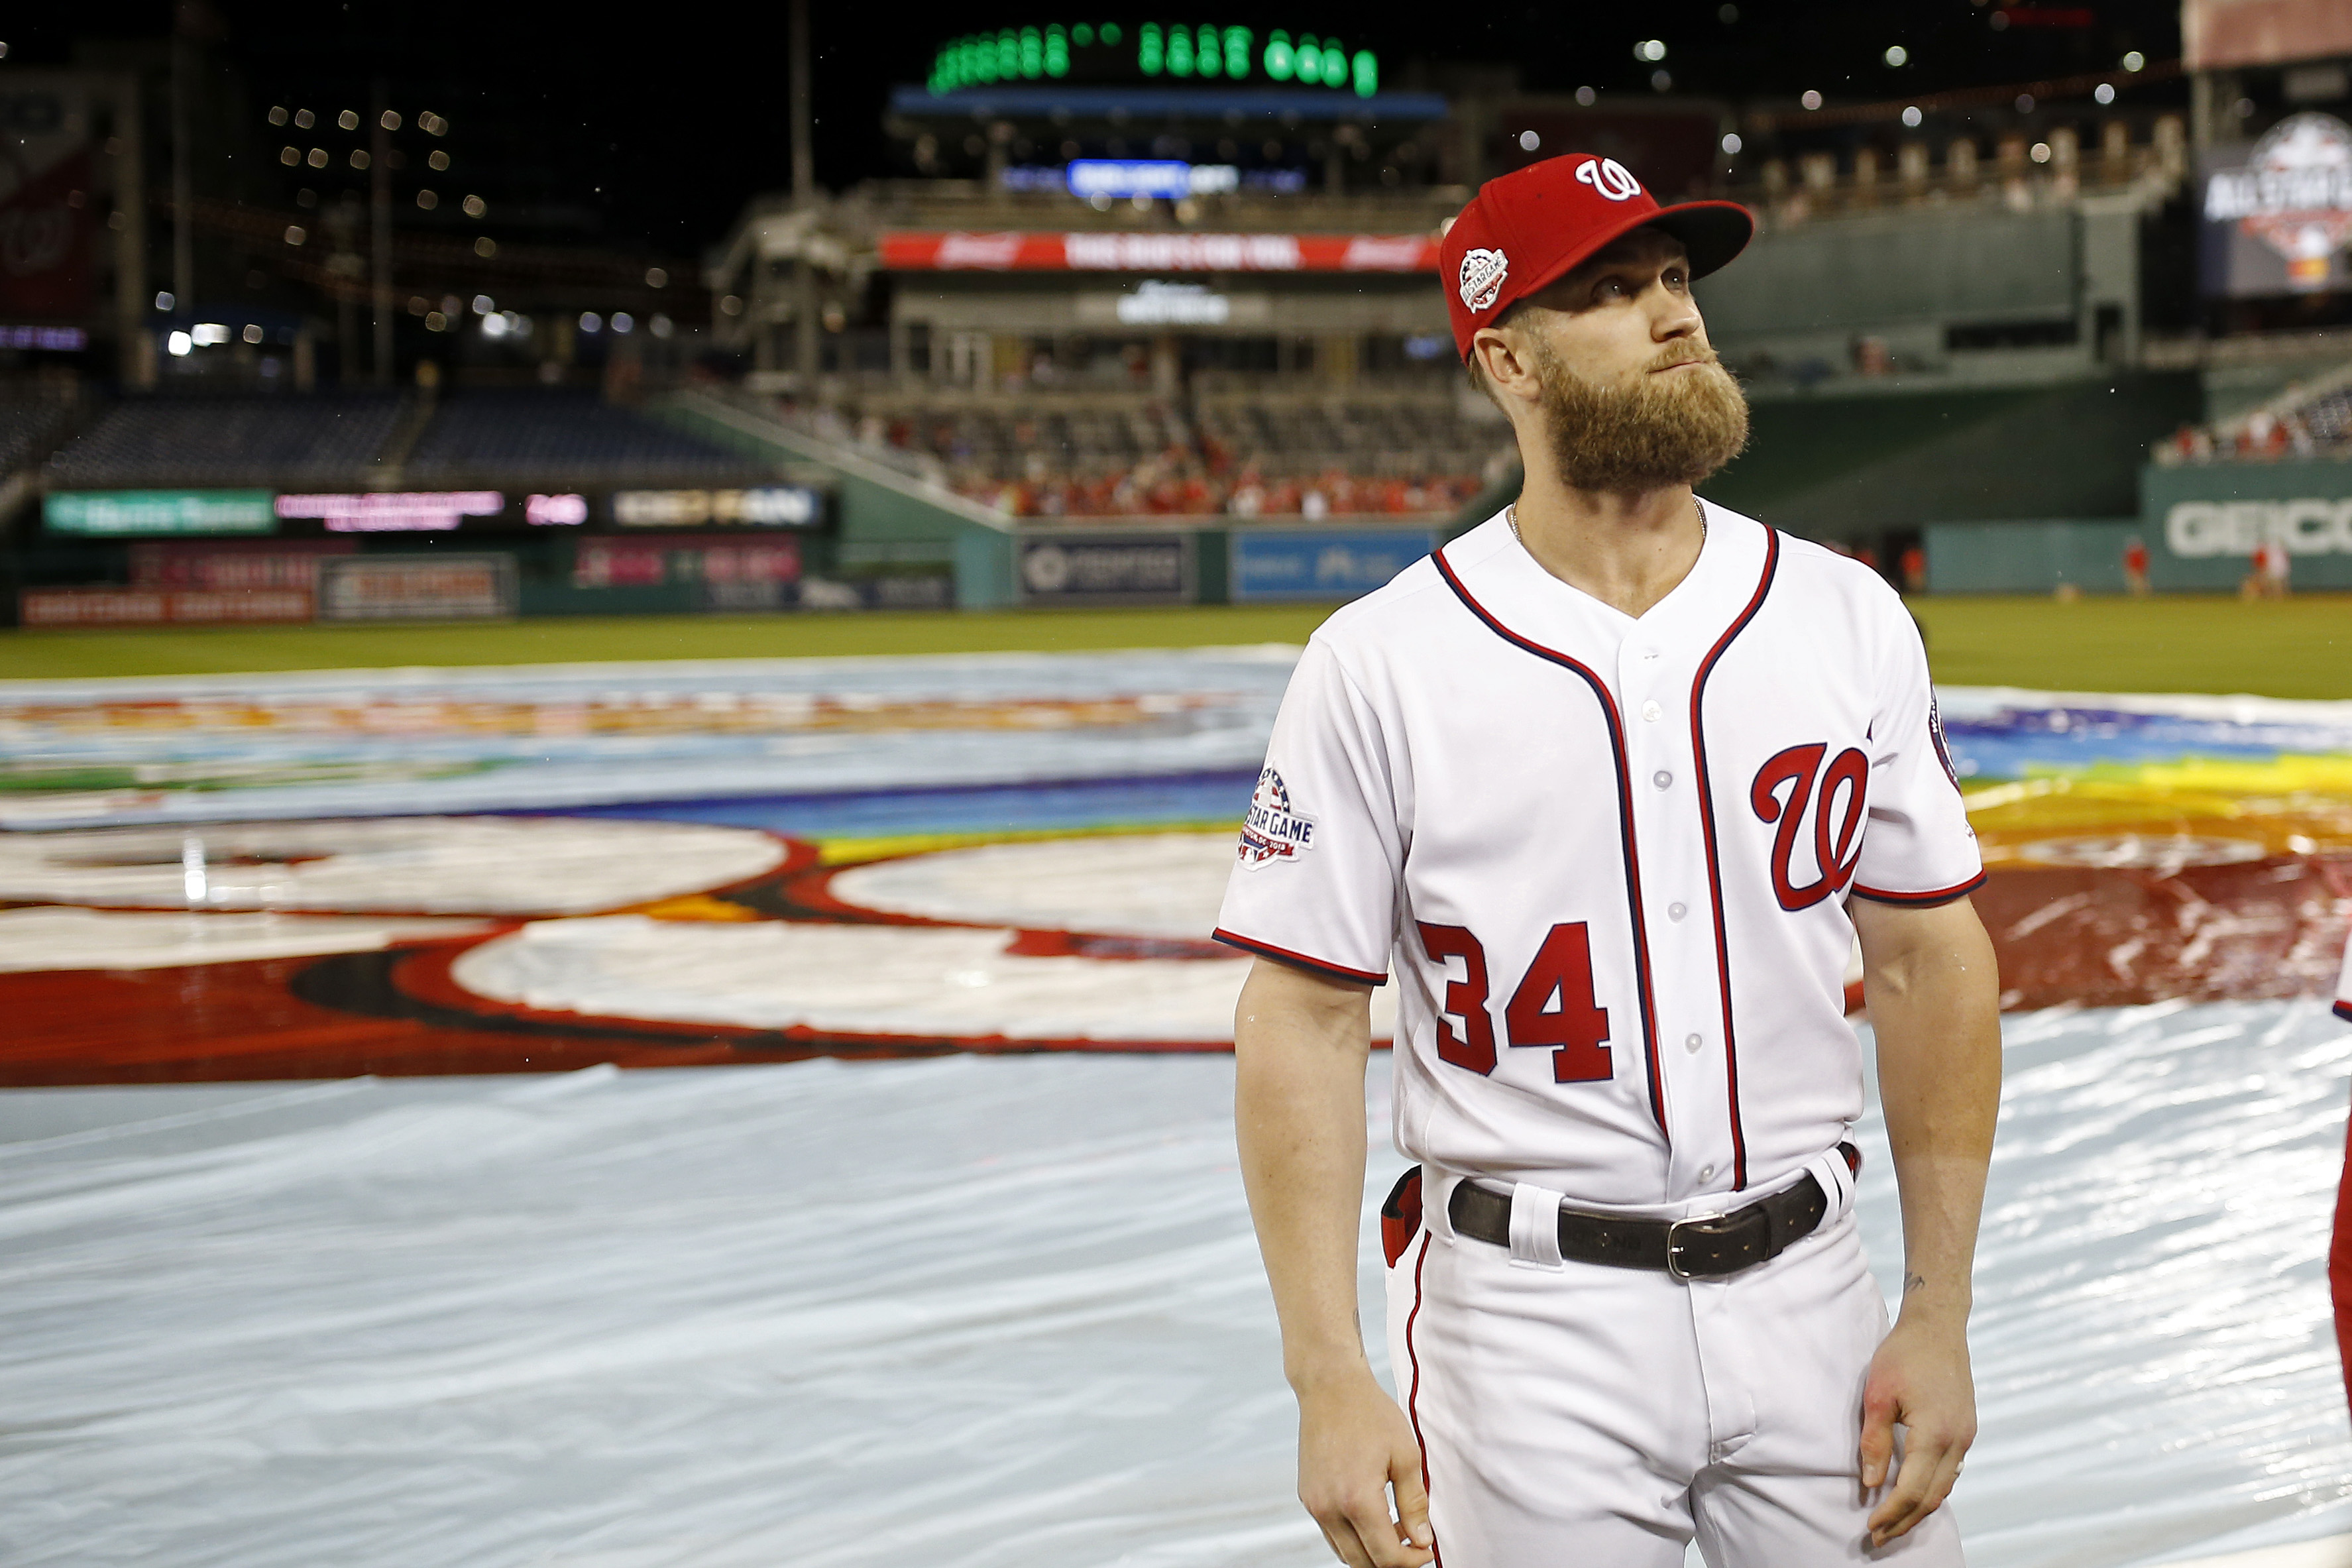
[
  {"xmin": 1233, "ymin": 961, "xmax": 1379, "ymax": 1394},
  {"xmin": 1860, "ymin": 900, "xmax": 2001, "ymax": 1323}
]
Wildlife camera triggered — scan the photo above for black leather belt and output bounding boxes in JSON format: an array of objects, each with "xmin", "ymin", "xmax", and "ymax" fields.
[{"xmin": 1446, "ymin": 1147, "xmax": 1853, "ymax": 1280}]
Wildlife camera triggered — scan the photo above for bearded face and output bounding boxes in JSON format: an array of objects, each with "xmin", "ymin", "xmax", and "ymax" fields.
[{"xmin": 1525, "ymin": 333, "xmax": 1750, "ymax": 494}]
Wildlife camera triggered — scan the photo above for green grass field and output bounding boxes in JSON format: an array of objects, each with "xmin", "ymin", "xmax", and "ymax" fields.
[{"xmin": 1, "ymin": 596, "xmax": 2347, "ymax": 699}]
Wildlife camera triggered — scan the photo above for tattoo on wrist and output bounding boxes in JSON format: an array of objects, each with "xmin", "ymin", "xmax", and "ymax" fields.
[{"xmin": 1904, "ymin": 1272, "xmax": 1927, "ymax": 1295}]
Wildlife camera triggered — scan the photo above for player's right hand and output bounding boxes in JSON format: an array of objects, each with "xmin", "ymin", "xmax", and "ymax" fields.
[{"xmin": 1295, "ymin": 1371, "xmax": 1435, "ymax": 1568}]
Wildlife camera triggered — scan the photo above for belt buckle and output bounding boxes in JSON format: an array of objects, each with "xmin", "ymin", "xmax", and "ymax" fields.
[{"xmin": 1665, "ymin": 1211, "xmax": 1732, "ymax": 1280}]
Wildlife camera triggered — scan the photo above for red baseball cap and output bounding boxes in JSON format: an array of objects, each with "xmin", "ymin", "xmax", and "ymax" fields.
[{"xmin": 1440, "ymin": 154, "xmax": 1754, "ymax": 360}]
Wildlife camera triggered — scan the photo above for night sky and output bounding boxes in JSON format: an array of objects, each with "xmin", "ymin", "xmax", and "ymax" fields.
[{"xmin": 15, "ymin": 1, "xmax": 2185, "ymax": 256}]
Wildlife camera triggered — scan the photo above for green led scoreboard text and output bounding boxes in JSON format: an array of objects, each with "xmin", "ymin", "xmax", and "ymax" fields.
[{"xmin": 926, "ymin": 22, "xmax": 1378, "ymax": 97}]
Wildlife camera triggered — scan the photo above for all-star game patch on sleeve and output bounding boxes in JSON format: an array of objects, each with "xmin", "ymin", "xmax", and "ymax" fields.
[
  {"xmin": 1214, "ymin": 639, "xmax": 1402, "ymax": 986},
  {"xmin": 1850, "ymin": 596, "xmax": 1986, "ymax": 907}
]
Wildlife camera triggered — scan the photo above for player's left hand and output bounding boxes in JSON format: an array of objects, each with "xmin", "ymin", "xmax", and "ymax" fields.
[{"xmin": 1857, "ymin": 1311, "xmax": 1976, "ymax": 1549}]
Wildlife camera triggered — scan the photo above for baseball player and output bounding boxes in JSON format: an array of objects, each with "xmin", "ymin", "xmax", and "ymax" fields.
[
  {"xmin": 2333, "ymin": 930, "xmax": 2352, "ymax": 1413},
  {"xmin": 1217, "ymin": 153, "xmax": 2002, "ymax": 1566}
]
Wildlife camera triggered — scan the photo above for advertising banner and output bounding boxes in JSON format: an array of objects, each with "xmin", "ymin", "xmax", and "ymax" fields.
[
  {"xmin": 878, "ymin": 230, "xmax": 1438, "ymax": 273},
  {"xmin": 19, "ymin": 588, "xmax": 314, "ymax": 628},
  {"xmin": 316, "ymin": 555, "xmax": 518, "ymax": 621},
  {"xmin": 127, "ymin": 540, "xmax": 357, "ymax": 591},
  {"xmin": 1231, "ymin": 527, "xmax": 1435, "ymax": 602},
  {"xmin": 2137, "ymin": 459, "xmax": 2352, "ymax": 589},
  {"xmin": 1017, "ymin": 532, "xmax": 1192, "ymax": 604},
  {"xmin": 0, "ymin": 75, "xmax": 95, "ymax": 319},
  {"xmin": 2199, "ymin": 113, "xmax": 2352, "ymax": 296},
  {"xmin": 610, "ymin": 486, "xmax": 826, "ymax": 529},
  {"xmin": 45, "ymin": 491, "xmax": 277, "ymax": 537}
]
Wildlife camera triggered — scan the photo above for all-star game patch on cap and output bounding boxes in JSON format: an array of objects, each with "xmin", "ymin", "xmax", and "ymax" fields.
[{"xmin": 1439, "ymin": 154, "xmax": 1754, "ymax": 361}]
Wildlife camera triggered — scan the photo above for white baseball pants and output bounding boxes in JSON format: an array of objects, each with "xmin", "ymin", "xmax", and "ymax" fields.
[{"xmin": 1384, "ymin": 1180, "xmax": 1965, "ymax": 1567}]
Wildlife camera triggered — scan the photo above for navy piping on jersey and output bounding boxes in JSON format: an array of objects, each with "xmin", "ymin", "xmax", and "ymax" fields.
[
  {"xmin": 1431, "ymin": 545, "xmax": 1668, "ymax": 1139},
  {"xmin": 1211, "ymin": 926, "xmax": 1388, "ymax": 987},
  {"xmin": 1687, "ymin": 522, "xmax": 1781, "ymax": 1192},
  {"xmin": 1848, "ymin": 873, "xmax": 1988, "ymax": 907}
]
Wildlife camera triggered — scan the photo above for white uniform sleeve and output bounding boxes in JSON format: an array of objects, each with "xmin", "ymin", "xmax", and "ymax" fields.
[
  {"xmin": 1213, "ymin": 638, "xmax": 1402, "ymax": 985},
  {"xmin": 2335, "ymin": 930, "xmax": 2351, "ymax": 1025},
  {"xmin": 1850, "ymin": 598, "xmax": 1985, "ymax": 905}
]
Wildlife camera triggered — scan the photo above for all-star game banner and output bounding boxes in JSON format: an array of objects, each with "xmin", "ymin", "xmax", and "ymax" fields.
[{"xmin": 2200, "ymin": 111, "xmax": 2352, "ymax": 296}]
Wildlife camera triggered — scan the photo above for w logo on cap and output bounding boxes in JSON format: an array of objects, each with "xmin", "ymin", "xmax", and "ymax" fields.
[{"xmin": 1575, "ymin": 158, "xmax": 1643, "ymax": 201}]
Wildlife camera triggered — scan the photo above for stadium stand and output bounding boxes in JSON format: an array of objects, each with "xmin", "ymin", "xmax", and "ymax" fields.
[
  {"xmin": 0, "ymin": 396, "xmax": 75, "ymax": 486},
  {"xmin": 45, "ymin": 394, "xmax": 406, "ymax": 488},
  {"xmin": 404, "ymin": 390, "xmax": 752, "ymax": 482},
  {"xmin": 761, "ymin": 383, "xmax": 1507, "ymax": 518},
  {"xmin": 2155, "ymin": 359, "xmax": 2352, "ymax": 465}
]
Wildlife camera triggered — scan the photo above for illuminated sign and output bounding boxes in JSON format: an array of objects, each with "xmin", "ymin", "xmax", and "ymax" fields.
[
  {"xmin": 927, "ymin": 22, "xmax": 1376, "ymax": 97},
  {"xmin": 44, "ymin": 490, "xmax": 276, "ymax": 537},
  {"xmin": 1063, "ymin": 160, "xmax": 1239, "ymax": 199},
  {"xmin": 526, "ymin": 493, "xmax": 589, "ymax": 526},
  {"xmin": 275, "ymin": 492, "xmax": 506, "ymax": 532},
  {"xmin": 1116, "ymin": 281, "xmax": 1229, "ymax": 324},
  {"xmin": 610, "ymin": 486, "xmax": 825, "ymax": 528},
  {"xmin": 879, "ymin": 231, "xmax": 1441, "ymax": 272},
  {"xmin": 2201, "ymin": 113, "xmax": 2352, "ymax": 296},
  {"xmin": 0, "ymin": 325, "xmax": 87, "ymax": 351}
]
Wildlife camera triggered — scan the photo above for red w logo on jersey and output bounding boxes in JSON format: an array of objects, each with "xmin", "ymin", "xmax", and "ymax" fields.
[{"xmin": 1750, "ymin": 743, "xmax": 1870, "ymax": 911}]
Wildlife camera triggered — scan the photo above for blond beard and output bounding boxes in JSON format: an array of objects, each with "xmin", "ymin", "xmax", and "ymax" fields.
[{"xmin": 1527, "ymin": 337, "xmax": 1750, "ymax": 494}]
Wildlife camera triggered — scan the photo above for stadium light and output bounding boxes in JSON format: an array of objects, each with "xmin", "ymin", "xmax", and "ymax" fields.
[
  {"xmin": 2094, "ymin": 82, "xmax": 2116, "ymax": 105},
  {"xmin": 154, "ymin": 291, "xmax": 174, "ymax": 311},
  {"xmin": 2121, "ymin": 50, "xmax": 2145, "ymax": 72},
  {"xmin": 294, "ymin": 109, "xmax": 314, "ymax": 128},
  {"xmin": 268, "ymin": 106, "xmax": 288, "ymax": 126},
  {"xmin": 166, "ymin": 331, "xmax": 192, "ymax": 356},
  {"xmin": 337, "ymin": 109, "xmax": 359, "ymax": 130}
]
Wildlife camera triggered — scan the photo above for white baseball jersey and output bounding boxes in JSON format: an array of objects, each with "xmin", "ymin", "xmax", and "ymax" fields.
[
  {"xmin": 2337, "ymin": 929, "xmax": 2351, "ymax": 1025},
  {"xmin": 1216, "ymin": 504, "xmax": 1984, "ymax": 1205}
]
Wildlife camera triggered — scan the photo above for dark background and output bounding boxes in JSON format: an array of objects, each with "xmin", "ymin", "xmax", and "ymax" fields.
[{"xmin": 9, "ymin": 1, "xmax": 2185, "ymax": 252}]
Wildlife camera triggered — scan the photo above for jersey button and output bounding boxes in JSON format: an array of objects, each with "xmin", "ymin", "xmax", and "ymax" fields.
[
  {"xmin": 1640, "ymin": 699, "xmax": 1663, "ymax": 723},
  {"xmin": 1668, "ymin": 901, "xmax": 1688, "ymax": 921},
  {"xmin": 1652, "ymin": 769, "xmax": 1673, "ymax": 789},
  {"xmin": 1684, "ymin": 1032, "xmax": 1703, "ymax": 1053},
  {"xmin": 1700, "ymin": 1164, "xmax": 1716, "ymax": 1182}
]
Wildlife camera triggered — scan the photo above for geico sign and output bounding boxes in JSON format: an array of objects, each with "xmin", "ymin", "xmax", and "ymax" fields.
[{"xmin": 2164, "ymin": 499, "xmax": 2352, "ymax": 557}]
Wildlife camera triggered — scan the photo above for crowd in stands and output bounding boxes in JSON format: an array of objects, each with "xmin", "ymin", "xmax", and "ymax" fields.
[
  {"xmin": 2156, "ymin": 366, "xmax": 2352, "ymax": 465},
  {"xmin": 773, "ymin": 391, "xmax": 1508, "ymax": 518}
]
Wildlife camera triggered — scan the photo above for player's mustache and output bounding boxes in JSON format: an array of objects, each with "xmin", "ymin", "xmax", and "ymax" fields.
[{"xmin": 1647, "ymin": 343, "xmax": 1720, "ymax": 373}]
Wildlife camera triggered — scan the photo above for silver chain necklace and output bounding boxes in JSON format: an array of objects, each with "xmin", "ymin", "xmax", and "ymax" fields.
[{"xmin": 1508, "ymin": 495, "xmax": 1708, "ymax": 549}]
